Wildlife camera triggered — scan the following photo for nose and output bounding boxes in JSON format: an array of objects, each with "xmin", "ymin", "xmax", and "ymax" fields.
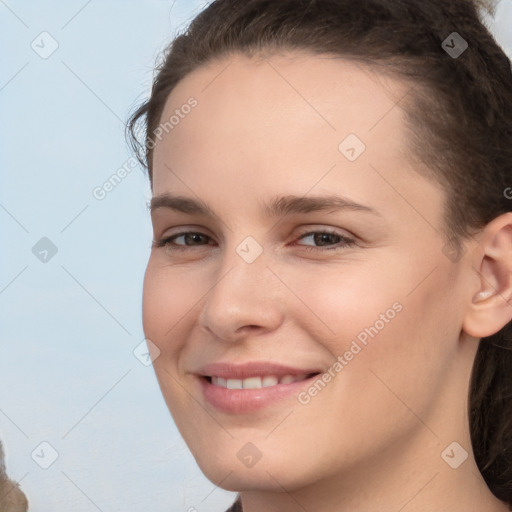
[{"xmin": 197, "ymin": 248, "xmax": 285, "ymax": 343}]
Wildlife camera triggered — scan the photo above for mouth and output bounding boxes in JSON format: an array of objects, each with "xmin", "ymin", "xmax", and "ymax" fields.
[
  {"xmin": 203, "ymin": 372, "xmax": 320, "ymax": 389},
  {"xmin": 198, "ymin": 371, "xmax": 322, "ymax": 414}
]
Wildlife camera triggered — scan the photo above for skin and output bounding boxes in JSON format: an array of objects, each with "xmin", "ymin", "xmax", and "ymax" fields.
[{"xmin": 142, "ymin": 50, "xmax": 512, "ymax": 512}]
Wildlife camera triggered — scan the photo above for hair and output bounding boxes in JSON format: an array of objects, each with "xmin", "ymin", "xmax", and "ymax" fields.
[{"xmin": 127, "ymin": 0, "xmax": 512, "ymax": 505}]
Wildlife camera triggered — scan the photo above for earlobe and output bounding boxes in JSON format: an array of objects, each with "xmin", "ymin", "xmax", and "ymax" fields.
[{"xmin": 462, "ymin": 213, "xmax": 512, "ymax": 339}]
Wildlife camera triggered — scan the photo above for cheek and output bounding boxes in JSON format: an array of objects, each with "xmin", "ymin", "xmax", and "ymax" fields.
[
  {"xmin": 284, "ymin": 260, "xmax": 402, "ymax": 347},
  {"xmin": 141, "ymin": 259, "xmax": 201, "ymax": 412},
  {"xmin": 287, "ymin": 256, "xmax": 454, "ymax": 391},
  {"xmin": 141, "ymin": 258, "xmax": 202, "ymax": 354}
]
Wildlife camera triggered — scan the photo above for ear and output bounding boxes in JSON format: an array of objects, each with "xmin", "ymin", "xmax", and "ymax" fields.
[{"xmin": 462, "ymin": 212, "xmax": 512, "ymax": 338}]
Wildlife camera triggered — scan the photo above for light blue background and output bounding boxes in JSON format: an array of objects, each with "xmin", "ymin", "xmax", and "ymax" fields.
[{"xmin": 1, "ymin": 1, "xmax": 511, "ymax": 511}]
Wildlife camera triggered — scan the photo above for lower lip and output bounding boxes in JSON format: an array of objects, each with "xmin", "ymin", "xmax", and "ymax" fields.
[{"xmin": 198, "ymin": 374, "xmax": 320, "ymax": 414}]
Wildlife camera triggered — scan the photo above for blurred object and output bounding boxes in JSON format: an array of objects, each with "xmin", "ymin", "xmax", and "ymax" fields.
[
  {"xmin": 0, "ymin": 441, "xmax": 28, "ymax": 512},
  {"xmin": 475, "ymin": 0, "xmax": 500, "ymax": 16}
]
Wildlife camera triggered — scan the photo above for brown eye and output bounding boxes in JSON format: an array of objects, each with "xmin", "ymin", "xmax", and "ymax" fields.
[
  {"xmin": 153, "ymin": 231, "xmax": 213, "ymax": 249},
  {"xmin": 295, "ymin": 230, "xmax": 356, "ymax": 251}
]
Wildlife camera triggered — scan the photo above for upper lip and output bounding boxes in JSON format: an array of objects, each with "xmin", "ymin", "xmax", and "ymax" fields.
[{"xmin": 195, "ymin": 361, "xmax": 323, "ymax": 379}]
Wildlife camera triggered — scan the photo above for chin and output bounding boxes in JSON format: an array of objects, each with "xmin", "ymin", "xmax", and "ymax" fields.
[
  {"xmin": 193, "ymin": 448, "xmax": 316, "ymax": 493},
  {"xmin": 201, "ymin": 466, "xmax": 293, "ymax": 493}
]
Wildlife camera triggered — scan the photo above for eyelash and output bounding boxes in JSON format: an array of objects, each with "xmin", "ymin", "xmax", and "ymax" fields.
[{"xmin": 152, "ymin": 229, "xmax": 356, "ymax": 253}]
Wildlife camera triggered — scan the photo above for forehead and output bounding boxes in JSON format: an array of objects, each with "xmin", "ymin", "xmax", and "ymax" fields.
[
  {"xmin": 157, "ymin": 50, "xmax": 410, "ymax": 133},
  {"xmin": 155, "ymin": 50, "xmax": 411, "ymax": 158},
  {"xmin": 160, "ymin": 50, "xmax": 410, "ymax": 117},
  {"xmin": 151, "ymin": 50, "xmax": 444, "ymax": 228},
  {"xmin": 153, "ymin": 50, "xmax": 411, "ymax": 166}
]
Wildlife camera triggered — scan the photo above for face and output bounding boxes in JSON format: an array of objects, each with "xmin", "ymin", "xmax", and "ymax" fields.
[{"xmin": 143, "ymin": 51, "xmax": 473, "ymax": 492}]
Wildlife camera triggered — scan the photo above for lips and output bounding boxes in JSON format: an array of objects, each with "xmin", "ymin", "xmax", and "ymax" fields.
[
  {"xmin": 194, "ymin": 361, "xmax": 323, "ymax": 413},
  {"xmin": 195, "ymin": 361, "xmax": 323, "ymax": 380}
]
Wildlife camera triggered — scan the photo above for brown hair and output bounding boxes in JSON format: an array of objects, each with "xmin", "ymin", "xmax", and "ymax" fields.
[{"xmin": 127, "ymin": 0, "xmax": 512, "ymax": 504}]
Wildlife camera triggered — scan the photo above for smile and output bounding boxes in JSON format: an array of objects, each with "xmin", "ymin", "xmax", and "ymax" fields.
[
  {"xmin": 198, "ymin": 372, "xmax": 321, "ymax": 414},
  {"xmin": 209, "ymin": 373, "xmax": 316, "ymax": 389}
]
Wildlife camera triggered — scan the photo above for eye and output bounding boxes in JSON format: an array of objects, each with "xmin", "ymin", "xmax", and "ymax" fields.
[
  {"xmin": 294, "ymin": 230, "xmax": 356, "ymax": 252},
  {"xmin": 152, "ymin": 231, "xmax": 213, "ymax": 250},
  {"xmin": 152, "ymin": 229, "xmax": 357, "ymax": 253}
]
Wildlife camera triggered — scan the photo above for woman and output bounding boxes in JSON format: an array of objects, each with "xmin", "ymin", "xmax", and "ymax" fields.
[{"xmin": 127, "ymin": 0, "xmax": 512, "ymax": 510}]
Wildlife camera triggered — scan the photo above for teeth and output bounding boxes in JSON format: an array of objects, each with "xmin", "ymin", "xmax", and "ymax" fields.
[
  {"xmin": 262, "ymin": 376, "xmax": 279, "ymax": 387},
  {"xmin": 210, "ymin": 374, "xmax": 310, "ymax": 389},
  {"xmin": 227, "ymin": 379, "xmax": 243, "ymax": 389},
  {"xmin": 242, "ymin": 377, "xmax": 263, "ymax": 389}
]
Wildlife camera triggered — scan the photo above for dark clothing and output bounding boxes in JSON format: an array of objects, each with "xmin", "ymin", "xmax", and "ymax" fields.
[{"xmin": 224, "ymin": 494, "xmax": 243, "ymax": 511}]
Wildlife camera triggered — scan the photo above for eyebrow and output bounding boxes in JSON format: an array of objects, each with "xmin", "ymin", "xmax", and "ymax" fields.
[{"xmin": 149, "ymin": 193, "xmax": 381, "ymax": 218}]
